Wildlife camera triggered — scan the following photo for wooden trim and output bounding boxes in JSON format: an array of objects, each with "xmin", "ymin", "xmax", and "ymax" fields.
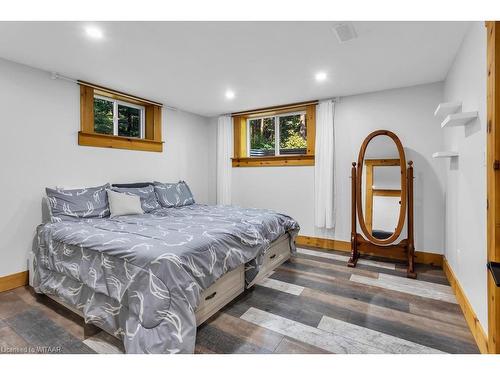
[
  {"xmin": 153, "ymin": 106, "xmax": 162, "ymax": 142},
  {"xmin": 232, "ymin": 100, "xmax": 318, "ymax": 117},
  {"xmin": 78, "ymin": 80, "xmax": 163, "ymax": 107},
  {"xmin": 233, "ymin": 116, "xmax": 247, "ymax": 159},
  {"xmin": 487, "ymin": 21, "xmax": 500, "ymax": 354},
  {"xmin": 488, "ymin": 270, "xmax": 499, "ymax": 353},
  {"xmin": 444, "ymin": 258, "xmax": 489, "ymax": 354},
  {"xmin": 414, "ymin": 251, "xmax": 443, "ymax": 267},
  {"xmin": 0, "ymin": 271, "xmax": 28, "ymax": 293},
  {"xmin": 80, "ymin": 85, "xmax": 94, "ymax": 133},
  {"xmin": 306, "ymin": 105, "xmax": 316, "ymax": 155},
  {"xmin": 296, "ymin": 235, "xmax": 442, "ymax": 266},
  {"xmin": 78, "ymin": 132, "xmax": 163, "ymax": 152},
  {"xmin": 296, "ymin": 235, "xmax": 351, "ymax": 252},
  {"xmin": 144, "ymin": 105, "xmax": 163, "ymax": 142},
  {"xmin": 232, "ymin": 155, "xmax": 314, "ymax": 167}
]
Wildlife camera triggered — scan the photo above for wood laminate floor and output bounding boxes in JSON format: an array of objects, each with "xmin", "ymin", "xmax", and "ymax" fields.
[{"xmin": 0, "ymin": 247, "xmax": 479, "ymax": 354}]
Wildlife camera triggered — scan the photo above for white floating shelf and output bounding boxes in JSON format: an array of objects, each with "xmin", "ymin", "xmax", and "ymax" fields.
[
  {"xmin": 434, "ymin": 102, "xmax": 462, "ymax": 117},
  {"xmin": 441, "ymin": 111, "xmax": 478, "ymax": 128},
  {"xmin": 432, "ymin": 151, "xmax": 459, "ymax": 158}
]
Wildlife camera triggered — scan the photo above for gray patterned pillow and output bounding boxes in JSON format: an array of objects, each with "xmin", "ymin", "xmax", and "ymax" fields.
[
  {"xmin": 154, "ymin": 181, "xmax": 195, "ymax": 208},
  {"xmin": 45, "ymin": 184, "xmax": 110, "ymax": 222},
  {"xmin": 111, "ymin": 185, "xmax": 160, "ymax": 213}
]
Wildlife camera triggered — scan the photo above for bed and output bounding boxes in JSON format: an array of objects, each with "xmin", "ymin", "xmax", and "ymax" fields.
[{"xmin": 30, "ymin": 199, "xmax": 299, "ymax": 354}]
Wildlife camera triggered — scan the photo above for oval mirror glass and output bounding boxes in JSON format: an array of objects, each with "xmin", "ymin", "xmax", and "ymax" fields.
[{"xmin": 357, "ymin": 131, "xmax": 406, "ymax": 245}]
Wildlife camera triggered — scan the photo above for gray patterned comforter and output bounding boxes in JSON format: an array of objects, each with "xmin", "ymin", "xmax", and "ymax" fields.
[{"xmin": 32, "ymin": 204, "xmax": 299, "ymax": 353}]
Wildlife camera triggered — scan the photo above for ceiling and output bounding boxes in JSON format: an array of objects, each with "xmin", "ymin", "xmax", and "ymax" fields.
[{"xmin": 0, "ymin": 21, "xmax": 470, "ymax": 117}]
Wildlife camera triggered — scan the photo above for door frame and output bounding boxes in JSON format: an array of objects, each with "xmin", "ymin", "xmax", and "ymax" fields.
[{"xmin": 486, "ymin": 20, "xmax": 500, "ymax": 354}]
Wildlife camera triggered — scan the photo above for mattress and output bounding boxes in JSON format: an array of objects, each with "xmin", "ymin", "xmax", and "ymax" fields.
[{"xmin": 31, "ymin": 204, "xmax": 299, "ymax": 353}]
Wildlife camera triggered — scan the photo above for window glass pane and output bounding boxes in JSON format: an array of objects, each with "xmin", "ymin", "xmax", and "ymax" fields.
[
  {"xmin": 279, "ymin": 114, "xmax": 307, "ymax": 154},
  {"xmin": 249, "ymin": 117, "xmax": 275, "ymax": 156},
  {"xmin": 118, "ymin": 105, "xmax": 141, "ymax": 138},
  {"xmin": 94, "ymin": 97, "xmax": 114, "ymax": 135}
]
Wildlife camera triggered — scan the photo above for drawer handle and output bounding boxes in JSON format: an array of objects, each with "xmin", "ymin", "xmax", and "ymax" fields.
[
  {"xmin": 269, "ymin": 254, "xmax": 277, "ymax": 259},
  {"xmin": 205, "ymin": 291, "xmax": 217, "ymax": 301}
]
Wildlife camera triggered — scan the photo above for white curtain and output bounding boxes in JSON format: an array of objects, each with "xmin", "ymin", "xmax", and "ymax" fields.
[
  {"xmin": 216, "ymin": 115, "xmax": 233, "ymax": 205},
  {"xmin": 314, "ymin": 99, "xmax": 335, "ymax": 228}
]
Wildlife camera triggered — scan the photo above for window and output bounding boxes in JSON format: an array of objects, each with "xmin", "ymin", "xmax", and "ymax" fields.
[
  {"xmin": 78, "ymin": 81, "xmax": 163, "ymax": 152},
  {"xmin": 94, "ymin": 95, "xmax": 145, "ymax": 138},
  {"xmin": 247, "ymin": 112, "xmax": 307, "ymax": 157},
  {"xmin": 232, "ymin": 102, "xmax": 316, "ymax": 167},
  {"xmin": 279, "ymin": 113, "xmax": 307, "ymax": 154},
  {"xmin": 248, "ymin": 117, "xmax": 276, "ymax": 156}
]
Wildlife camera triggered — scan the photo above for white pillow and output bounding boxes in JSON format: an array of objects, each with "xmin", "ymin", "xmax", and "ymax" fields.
[{"xmin": 107, "ymin": 190, "xmax": 144, "ymax": 218}]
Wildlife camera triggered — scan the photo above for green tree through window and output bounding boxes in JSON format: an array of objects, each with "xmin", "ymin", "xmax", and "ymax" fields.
[
  {"xmin": 249, "ymin": 117, "xmax": 275, "ymax": 156},
  {"xmin": 94, "ymin": 98, "xmax": 113, "ymax": 134},
  {"xmin": 279, "ymin": 114, "xmax": 307, "ymax": 154},
  {"xmin": 248, "ymin": 113, "xmax": 306, "ymax": 156},
  {"xmin": 93, "ymin": 97, "xmax": 143, "ymax": 138},
  {"xmin": 118, "ymin": 105, "xmax": 141, "ymax": 137}
]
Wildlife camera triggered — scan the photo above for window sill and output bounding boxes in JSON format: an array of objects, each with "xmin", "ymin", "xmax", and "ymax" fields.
[
  {"xmin": 78, "ymin": 132, "xmax": 163, "ymax": 152},
  {"xmin": 232, "ymin": 155, "xmax": 315, "ymax": 167}
]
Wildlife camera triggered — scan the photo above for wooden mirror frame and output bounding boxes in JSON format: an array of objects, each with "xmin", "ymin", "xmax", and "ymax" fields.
[
  {"xmin": 348, "ymin": 129, "xmax": 416, "ymax": 278},
  {"xmin": 356, "ymin": 130, "xmax": 407, "ymax": 245}
]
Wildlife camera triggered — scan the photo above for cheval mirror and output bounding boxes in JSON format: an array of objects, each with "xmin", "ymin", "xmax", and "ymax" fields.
[{"xmin": 347, "ymin": 130, "xmax": 416, "ymax": 278}]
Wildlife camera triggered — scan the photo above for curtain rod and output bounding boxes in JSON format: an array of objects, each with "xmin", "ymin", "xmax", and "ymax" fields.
[
  {"xmin": 231, "ymin": 100, "xmax": 318, "ymax": 116},
  {"xmin": 78, "ymin": 80, "xmax": 163, "ymax": 107},
  {"xmin": 230, "ymin": 98, "xmax": 339, "ymax": 117},
  {"xmin": 50, "ymin": 71, "xmax": 177, "ymax": 111}
]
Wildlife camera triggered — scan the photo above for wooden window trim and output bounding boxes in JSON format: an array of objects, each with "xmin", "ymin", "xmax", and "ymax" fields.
[
  {"xmin": 79, "ymin": 83, "xmax": 164, "ymax": 152},
  {"xmin": 232, "ymin": 101, "xmax": 317, "ymax": 167},
  {"xmin": 232, "ymin": 154, "xmax": 315, "ymax": 167},
  {"xmin": 78, "ymin": 132, "xmax": 163, "ymax": 152}
]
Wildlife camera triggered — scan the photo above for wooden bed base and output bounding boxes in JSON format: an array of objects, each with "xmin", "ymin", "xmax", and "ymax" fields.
[{"xmin": 31, "ymin": 234, "xmax": 293, "ymax": 338}]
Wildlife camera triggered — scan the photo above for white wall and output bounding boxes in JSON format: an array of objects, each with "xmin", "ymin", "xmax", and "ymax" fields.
[
  {"xmin": 443, "ymin": 22, "xmax": 487, "ymax": 330},
  {"xmin": 207, "ymin": 117, "xmax": 218, "ymax": 205},
  {"xmin": 0, "ymin": 58, "xmax": 214, "ymax": 277},
  {"xmin": 232, "ymin": 82, "xmax": 446, "ymax": 253}
]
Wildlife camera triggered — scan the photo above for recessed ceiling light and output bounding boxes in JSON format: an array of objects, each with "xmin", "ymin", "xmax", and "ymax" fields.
[
  {"xmin": 225, "ymin": 89, "xmax": 235, "ymax": 100},
  {"xmin": 85, "ymin": 26, "xmax": 104, "ymax": 40},
  {"xmin": 315, "ymin": 72, "xmax": 327, "ymax": 82}
]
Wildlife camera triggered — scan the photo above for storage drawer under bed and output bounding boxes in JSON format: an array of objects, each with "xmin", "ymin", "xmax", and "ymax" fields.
[
  {"xmin": 247, "ymin": 234, "xmax": 292, "ymax": 288},
  {"xmin": 195, "ymin": 264, "xmax": 245, "ymax": 325}
]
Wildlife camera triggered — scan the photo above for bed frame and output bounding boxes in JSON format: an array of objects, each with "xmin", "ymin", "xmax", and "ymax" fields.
[{"xmin": 29, "ymin": 233, "xmax": 292, "ymax": 338}]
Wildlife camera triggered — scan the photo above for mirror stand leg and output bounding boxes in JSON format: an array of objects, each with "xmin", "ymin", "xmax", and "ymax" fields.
[
  {"xmin": 406, "ymin": 161, "xmax": 416, "ymax": 279},
  {"xmin": 347, "ymin": 235, "xmax": 358, "ymax": 267},
  {"xmin": 348, "ymin": 162, "xmax": 358, "ymax": 267},
  {"xmin": 406, "ymin": 245, "xmax": 416, "ymax": 279}
]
